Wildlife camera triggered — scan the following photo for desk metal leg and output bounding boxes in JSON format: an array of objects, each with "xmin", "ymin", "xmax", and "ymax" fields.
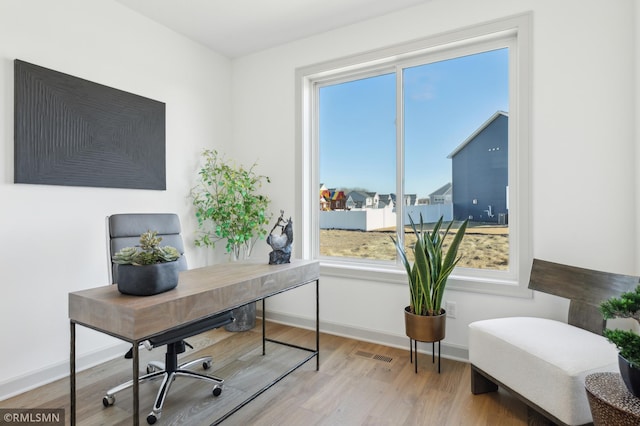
[
  {"xmin": 70, "ymin": 322, "xmax": 76, "ymax": 425},
  {"xmin": 211, "ymin": 278, "xmax": 321, "ymax": 425},
  {"xmin": 262, "ymin": 298, "xmax": 266, "ymax": 356},
  {"xmin": 132, "ymin": 343, "xmax": 139, "ymax": 425},
  {"xmin": 316, "ymin": 278, "xmax": 320, "ymax": 371}
]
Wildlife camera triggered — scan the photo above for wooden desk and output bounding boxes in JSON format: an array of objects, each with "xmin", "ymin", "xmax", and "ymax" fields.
[{"xmin": 69, "ymin": 259, "xmax": 320, "ymax": 425}]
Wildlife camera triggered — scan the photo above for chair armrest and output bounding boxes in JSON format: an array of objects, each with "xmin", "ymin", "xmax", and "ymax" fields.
[{"xmin": 149, "ymin": 311, "xmax": 234, "ymax": 346}]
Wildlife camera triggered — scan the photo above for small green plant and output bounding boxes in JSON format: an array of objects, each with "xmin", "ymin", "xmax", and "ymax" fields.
[
  {"xmin": 600, "ymin": 286, "xmax": 640, "ymax": 367},
  {"xmin": 190, "ymin": 149, "xmax": 271, "ymax": 257},
  {"xmin": 112, "ymin": 230, "xmax": 180, "ymax": 265},
  {"xmin": 391, "ymin": 214, "xmax": 468, "ymax": 316}
]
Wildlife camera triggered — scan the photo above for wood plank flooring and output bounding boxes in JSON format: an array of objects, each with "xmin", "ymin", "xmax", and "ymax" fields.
[{"xmin": 0, "ymin": 321, "xmax": 528, "ymax": 425}]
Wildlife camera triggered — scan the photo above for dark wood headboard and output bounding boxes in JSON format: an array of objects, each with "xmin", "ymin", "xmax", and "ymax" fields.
[{"xmin": 529, "ymin": 259, "xmax": 639, "ymax": 334}]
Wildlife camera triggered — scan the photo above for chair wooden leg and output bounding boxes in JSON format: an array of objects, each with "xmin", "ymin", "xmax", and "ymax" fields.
[
  {"xmin": 470, "ymin": 364, "xmax": 498, "ymax": 394},
  {"xmin": 527, "ymin": 407, "xmax": 554, "ymax": 426}
]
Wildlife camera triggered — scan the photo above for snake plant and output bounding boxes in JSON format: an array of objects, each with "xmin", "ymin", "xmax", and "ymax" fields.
[{"xmin": 392, "ymin": 215, "xmax": 468, "ymax": 316}]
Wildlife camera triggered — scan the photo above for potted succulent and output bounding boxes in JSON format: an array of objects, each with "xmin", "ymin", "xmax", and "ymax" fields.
[
  {"xmin": 392, "ymin": 215, "xmax": 468, "ymax": 343},
  {"xmin": 190, "ymin": 149, "xmax": 272, "ymax": 331},
  {"xmin": 112, "ymin": 230, "xmax": 182, "ymax": 296},
  {"xmin": 599, "ymin": 286, "xmax": 640, "ymax": 397}
]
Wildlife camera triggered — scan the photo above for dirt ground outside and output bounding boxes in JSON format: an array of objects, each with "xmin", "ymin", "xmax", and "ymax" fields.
[{"xmin": 320, "ymin": 223, "xmax": 509, "ymax": 270}]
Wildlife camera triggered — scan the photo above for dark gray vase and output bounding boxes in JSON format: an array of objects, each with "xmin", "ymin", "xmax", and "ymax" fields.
[
  {"xmin": 225, "ymin": 302, "xmax": 256, "ymax": 332},
  {"xmin": 618, "ymin": 354, "xmax": 640, "ymax": 397},
  {"xmin": 116, "ymin": 262, "xmax": 180, "ymax": 296},
  {"xmin": 224, "ymin": 245, "xmax": 257, "ymax": 332}
]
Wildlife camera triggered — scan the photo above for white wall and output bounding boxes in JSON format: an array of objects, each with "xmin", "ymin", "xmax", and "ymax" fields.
[
  {"xmin": 232, "ymin": 0, "xmax": 638, "ymax": 358},
  {"xmin": 637, "ymin": 3, "xmax": 640, "ymax": 280},
  {"xmin": 0, "ymin": 0, "xmax": 232, "ymax": 399}
]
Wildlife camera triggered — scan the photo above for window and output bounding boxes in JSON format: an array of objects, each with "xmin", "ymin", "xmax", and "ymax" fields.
[
  {"xmin": 403, "ymin": 50, "xmax": 509, "ymax": 271},
  {"xmin": 318, "ymin": 72, "xmax": 397, "ymax": 261},
  {"xmin": 297, "ymin": 14, "xmax": 531, "ymax": 296}
]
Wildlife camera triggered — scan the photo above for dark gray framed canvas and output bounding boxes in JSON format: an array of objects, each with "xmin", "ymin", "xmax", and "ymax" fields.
[{"xmin": 14, "ymin": 59, "xmax": 166, "ymax": 190}]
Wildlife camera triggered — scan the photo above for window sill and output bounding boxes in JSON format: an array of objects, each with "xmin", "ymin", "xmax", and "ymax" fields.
[{"xmin": 319, "ymin": 258, "xmax": 532, "ymax": 299}]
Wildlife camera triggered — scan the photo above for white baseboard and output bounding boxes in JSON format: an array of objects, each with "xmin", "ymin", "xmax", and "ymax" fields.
[
  {"xmin": 259, "ymin": 309, "xmax": 470, "ymax": 362},
  {"xmin": 0, "ymin": 341, "xmax": 129, "ymax": 402}
]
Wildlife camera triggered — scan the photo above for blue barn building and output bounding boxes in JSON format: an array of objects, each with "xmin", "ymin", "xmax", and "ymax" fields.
[{"xmin": 448, "ymin": 111, "xmax": 508, "ymax": 224}]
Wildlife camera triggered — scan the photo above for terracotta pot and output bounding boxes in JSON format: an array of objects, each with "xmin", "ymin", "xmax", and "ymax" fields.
[
  {"xmin": 618, "ymin": 354, "xmax": 640, "ymax": 397},
  {"xmin": 404, "ymin": 306, "xmax": 446, "ymax": 342}
]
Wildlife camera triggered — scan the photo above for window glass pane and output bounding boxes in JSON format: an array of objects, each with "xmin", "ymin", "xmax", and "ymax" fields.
[
  {"xmin": 319, "ymin": 73, "xmax": 396, "ymax": 260},
  {"xmin": 403, "ymin": 48, "xmax": 510, "ymax": 270}
]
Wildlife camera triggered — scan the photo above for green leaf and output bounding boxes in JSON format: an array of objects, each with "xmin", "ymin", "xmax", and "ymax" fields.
[{"xmin": 394, "ymin": 215, "xmax": 468, "ymax": 316}]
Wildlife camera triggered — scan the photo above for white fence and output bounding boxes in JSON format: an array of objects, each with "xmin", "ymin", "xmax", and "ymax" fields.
[
  {"xmin": 320, "ymin": 204, "xmax": 453, "ymax": 231},
  {"xmin": 404, "ymin": 204, "xmax": 453, "ymax": 224}
]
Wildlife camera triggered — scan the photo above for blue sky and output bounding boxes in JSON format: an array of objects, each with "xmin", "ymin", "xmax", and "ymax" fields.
[{"xmin": 319, "ymin": 48, "xmax": 509, "ymax": 198}]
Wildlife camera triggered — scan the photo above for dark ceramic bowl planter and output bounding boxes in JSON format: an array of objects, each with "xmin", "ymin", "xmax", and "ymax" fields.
[
  {"xmin": 618, "ymin": 354, "xmax": 640, "ymax": 398},
  {"xmin": 117, "ymin": 262, "xmax": 180, "ymax": 296}
]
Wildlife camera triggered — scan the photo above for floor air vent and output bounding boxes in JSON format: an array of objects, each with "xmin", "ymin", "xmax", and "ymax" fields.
[
  {"xmin": 372, "ymin": 354, "xmax": 393, "ymax": 363},
  {"xmin": 354, "ymin": 350, "xmax": 393, "ymax": 363}
]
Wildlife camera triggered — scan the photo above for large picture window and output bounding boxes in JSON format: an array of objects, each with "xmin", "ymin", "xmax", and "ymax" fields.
[{"xmin": 297, "ymin": 14, "xmax": 531, "ymax": 295}]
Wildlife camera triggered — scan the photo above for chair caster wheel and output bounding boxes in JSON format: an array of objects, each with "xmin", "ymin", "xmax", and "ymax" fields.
[
  {"xmin": 146, "ymin": 413, "xmax": 158, "ymax": 424},
  {"xmin": 102, "ymin": 395, "xmax": 115, "ymax": 407},
  {"xmin": 203, "ymin": 360, "xmax": 212, "ymax": 370},
  {"xmin": 213, "ymin": 385, "xmax": 222, "ymax": 397}
]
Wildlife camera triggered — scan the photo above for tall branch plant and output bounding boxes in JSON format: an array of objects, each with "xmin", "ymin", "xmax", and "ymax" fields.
[{"xmin": 190, "ymin": 149, "xmax": 271, "ymax": 258}]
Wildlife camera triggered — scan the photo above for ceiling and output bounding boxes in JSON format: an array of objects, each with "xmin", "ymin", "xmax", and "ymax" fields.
[{"xmin": 115, "ymin": 0, "xmax": 431, "ymax": 58}]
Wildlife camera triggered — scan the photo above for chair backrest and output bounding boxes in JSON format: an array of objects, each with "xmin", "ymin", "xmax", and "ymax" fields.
[
  {"xmin": 529, "ymin": 258, "xmax": 639, "ymax": 334},
  {"xmin": 107, "ymin": 213, "xmax": 188, "ymax": 285}
]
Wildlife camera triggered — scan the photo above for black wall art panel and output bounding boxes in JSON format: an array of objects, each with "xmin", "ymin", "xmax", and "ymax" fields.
[{"xmin": 14, "ymin": 59, "xmax": 166, "ymax": 190}]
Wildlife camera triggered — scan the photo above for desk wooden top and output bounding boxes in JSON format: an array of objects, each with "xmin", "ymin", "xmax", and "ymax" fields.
[{"xmin": 69, "ymin": 259, "xmax": 319, "ymax": 341}]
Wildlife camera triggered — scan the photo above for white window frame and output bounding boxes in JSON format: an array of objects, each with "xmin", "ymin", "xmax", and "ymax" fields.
[{"xmin": 295, "ymin": 13, "xmax": 532, "ymax": 297}]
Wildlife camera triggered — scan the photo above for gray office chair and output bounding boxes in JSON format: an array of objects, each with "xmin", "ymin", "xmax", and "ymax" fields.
[{"xmin": 102, "ymin": 213, "xmax": 234, "ymax": 424}]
